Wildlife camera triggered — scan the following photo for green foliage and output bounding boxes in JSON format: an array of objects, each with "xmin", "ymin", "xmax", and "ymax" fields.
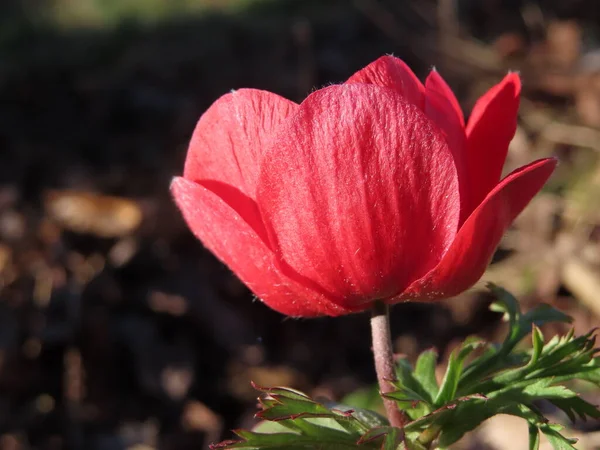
[
  {"xmin": 211, "ymin": 384, "xmax": 393, "ymax": 450},
  {"xmin": 393, "ymin": 284, "xmax": 600, "ymax": 449},
  {"xmin": 213, "ymin": 285, "xmax": 600, "ymax": 450}
]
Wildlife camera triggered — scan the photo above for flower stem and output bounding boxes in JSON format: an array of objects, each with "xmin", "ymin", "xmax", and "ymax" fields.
[{"xmin": 370, "ymin": 301, "xmax": 407, "ymax": 429}]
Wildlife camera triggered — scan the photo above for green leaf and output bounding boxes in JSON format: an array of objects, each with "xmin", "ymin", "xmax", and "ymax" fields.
[
  {"xmin": 488, "ymin": 285, "xmax": 571, "ymax": 351},
  {"xmin": 434, "ymin": 396, "xmax": 502, "ymax": 447},
  {"xmin": 395, "ymin": 358, "xmax": 433, "ymax": 403},
  {"xmin": 488, "ymin": 283, "xmax": 520, "ymax": 328},
  {"xmin": 435, "ymin": 339, "xmax": 484, "ymax": 405},
  {"xmin": 212, "ymin": 384, "xmax": 394, "ymax": 450},
  {"xmin": 550, "ymin": 396, "xmax": 600, "ymax": 422},
  {"xmin": 253, "ymin": 385, "xmax": 371, "ymax": 436},
  {"xmin": 253, "ymin": 385, "xmax": 313, "ymax": 402},
  {"xmin": 529, "ymin": 325, "xmax": 544, "ymax": 367},
  {"xmin": 540, "ymin": 424, "xmax": 578, "ymax": 450},
  {"xmin": 414, "ymin": 349, "xmax": 439, "ymax": 401},
  {"xmin": 390, "ymin": 358, "xmax": 436, "ymax": 418},
  {"xmin": 520, "ymin": 379, "xmax": 578, "ymax": 400},
  {"xmin": 576, "ymin": 358, "xmax": 600, "ymax": 385},
  {"xmin": 528, "ymin": 424, "xmax": 540, "ymax": 450},
  {"xmin": 285, "ymin": 418, "xmax": 357, "ymax": 441},
  {"xmin": 324, "ymin": 402, "xmax": 388, "ymax": 429},
  {"xmin": 357, "ymin": 426, "xmax": 404, "ymax": 450},
  {"xmin": 384, "ymin": 386, "xmax": 431, "ymax": 405},
  {"xmin": 214, "ymin": 429, "xmax": 358, "ymax": 449},
  {"xmin": 429, "ymin": 289, "xmax": 598, "ymax": 448},
  {"xmin": 252, "ymin": 421, "xmax": 294, "ymax": 434},
  {"xmin": 522, "ymin": 304, "xmax": 573, "ymax": 330},
  {"xmin": 461, "ymin": 290, "xmax": 578, "ymax": 391},
  {"xmin": 404, "ymin": 394, "xmax": 488, "ymax": 445}
]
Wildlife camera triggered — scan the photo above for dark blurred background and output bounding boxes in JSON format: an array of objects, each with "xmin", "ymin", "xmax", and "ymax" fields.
[{"xmin": 1, "ymin": 0, "xmax": 600, "ymax": 449}]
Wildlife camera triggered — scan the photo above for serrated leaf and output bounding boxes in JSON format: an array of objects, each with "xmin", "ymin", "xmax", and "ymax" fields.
[
  {"xmin": 213, "ymin": 429, "xmax": 358, "ymax": 449},
  {"xmin": 287, "ymin": 418, "xmax": 357, "ymax": 441},
  {"xmin": 256, "ymin": 389, "xmax": 368, "ymax": 436},
  {"xmin": 414, "ymin": 349, "xmax": 439, "ymax": 401},
  {"xmin": 438, "ymin": 403, "xmax": 546, "ymax": 450},
  {"xmin": 252, "ymin": 421, "xmax": 295, "ymax": 434},
  {"xmin": 509, "ymin": 305, "xmax": 571, "ymax": 351},
  {"xmin": 325, "ymin": 402, "xmax": 388, "ymax": 429},
  {"xmin": 576, "ymin": 358, "xmax": 600, "ymax": 385},
  {"xmin": 435, "ymin": 340, "xmax": 484, "ymax": 406},
  {"xmin": 529, "ymin": 326, "xmax": 544, "ymax": 367},
  {"xmin": 521, "ymin": 379, "xmax": 578, "ymax": 400},
  {"xmin": 435, "ymin": 396, "xmax": 502, "ymax": 447},
  {"xmin": 395, "ymin": 358, "xmax": 433, "ymax": 403},
  {"xmin": 384, "ymin": 386, "xmax": 431, "ymax": 405},
  {"xmin": 385, "ymin": 391, "xmax": 430, "ymax": 420},
  {"xmin": 544, "ymin": 334, "xmax": 562, "ymax": 353},
  {"xmin": 390, "ymin": 358, "xmax": 436, "ymax": 418},
  {"xmin": 527, "ymin": 335, "xmax": 596, "ymax": 380},
  {"xmin": 540, "ymin": 424, "xmax": 578, "ymax": 450},
  {"xmin": 404, "ymin": 394, "xmax": 488, "ymax": 440},
  {"xmin": 253, "ymin": 384, "xmax": 313, "ymax": 402},
  {"xmin": 256, "ymin": 397, "xmax": 330, "ymax": 421},
  {"xmin": 539, "ymin": 332, "xmax": 587, "ymax": 363},
  {"xmin": 488, "ymin": 286, "xmax": 571, "ymax": 354},
  {"xmin": 550, "ymin": 396, "xmax": 600, "ymax": 422},
  {"xmin": 522, "ymin": 305, "xmax": 572, "ymax": 330}
]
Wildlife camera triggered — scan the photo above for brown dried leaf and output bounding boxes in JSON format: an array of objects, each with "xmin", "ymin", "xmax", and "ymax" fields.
[
  {"xmin": 182, "ymin": 401, "xmax": 222, "ymax": 434},
  {"xmin": 44, "ymin": 190, "xmax": 142, "ymax": 238},
  {"xmin": 575, "ymin": 72, "xmax": 600, "ymax": 128},
  {"xmin": 546, "ymin": 20, "xmax": 582, "ymax": 70}
]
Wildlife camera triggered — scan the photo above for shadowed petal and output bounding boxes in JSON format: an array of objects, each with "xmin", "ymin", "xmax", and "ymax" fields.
[
  {"xmin": 394, "ymin": 158, "xmax": 557, "ymax": 302},
  {"xmin": 424, "ymin": 70, "xmax": 469, "ymax": 222},
  {"xmin": 171, "ymin": 177, "xmax": 353, "ymax": 317},
  {"xmin": 257, "ymin": 84, "xmax": 460, "ymax": 309},
  {"xmin": 425, "ymin": 70, "xmax": 464, "ymax": 126},
  {"xmin": 184, "ymin": 89, "xmax": 297, "ymax": 199}
]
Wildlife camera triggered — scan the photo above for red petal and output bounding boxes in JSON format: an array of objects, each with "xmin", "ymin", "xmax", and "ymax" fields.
[
  {"xmin": 184, "ymin": 89, "xmax": 297, "ymax": 199},
  {"xmin": 395, "ymin": 158, "xmax": 557, "ymax": 302},
  {"xmin": 464, "ymin": 73, "xmax": 521, "ymax": 213},
  {"xmin": 346, "ymin": 55, "xmax": 424, "ymax": 109},
  {"xmin": 256, "ymin": 84, "xmax": 460, "ymax": 309},
  {"xmin": 424, "ymin": 71, "xmax": 469, "ymax": 222},
  {"xmin": 171, "ymin": 177, "xmax": 353, "ymax": 317},
  {"xmin": 425, "ymin": 70, "xmax": 464, "ymax": 126}
]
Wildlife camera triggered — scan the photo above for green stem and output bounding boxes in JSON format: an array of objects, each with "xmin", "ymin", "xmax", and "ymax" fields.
[{"xmin": 370, "ymin": 301, "xmax": 408, "ymax": 429}]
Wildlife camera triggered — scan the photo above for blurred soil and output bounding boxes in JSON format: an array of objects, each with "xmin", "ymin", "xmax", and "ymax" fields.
[{"xmin": 1, "ymin": 0, "xmax": 600, "ymax": 449}]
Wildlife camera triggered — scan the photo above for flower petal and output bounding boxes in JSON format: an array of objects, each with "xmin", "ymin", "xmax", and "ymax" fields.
[
  {"xmin": 464, "ymin": 73, "xmax": 521, "ymax": 213},
  {"xmin": 171, "ymin": 177, "xmax": 353, "ymax": 317},
  {"xmin": 424, "ymin": 71, "xmax": 469, "ymax": 222},
  {"xmin": 395, "ymin": 158, "xmax": 557, "ymax": 302},
  {"xmin": 184, "ymin": 89, "xmax": 297, "ymax": 198},
  {"xmin": 425, "ymin": 70, "xmax": 464, "ymax": 126},
  {"xmin": 256, "ymin": 84, "xmax": 460, "ymax": 309},
  {"xmin": 346, "ymin": 55, "xmax": 424, "ymax": 109}
]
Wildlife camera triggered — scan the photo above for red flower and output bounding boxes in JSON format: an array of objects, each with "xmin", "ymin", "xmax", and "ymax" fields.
[{"xmin": 171, "ymin": 56, "xmax": 556, "ymax": 317}]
